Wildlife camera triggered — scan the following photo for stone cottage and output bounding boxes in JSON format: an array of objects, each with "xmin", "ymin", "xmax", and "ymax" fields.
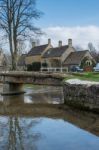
[
  {"xmin": 42, "ymin": 39, "xmax": 96, "ymax": 72},
  {"xmin": 25, "ymin": 39, "xmax": 52, "ymax": 66},
  {"xmin": 42, "ymin": 39, "xmax": 75, "ymax": 72},
  {"xmin": 24, "ymin": 38, "xmax": 95, "ymax": 72},
  {"xmin": 64, "ymin": 50, "xmax": 96, "ymax": 72}
]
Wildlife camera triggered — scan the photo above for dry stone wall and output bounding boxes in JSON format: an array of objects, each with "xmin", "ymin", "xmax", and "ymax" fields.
[{"xmin": 63, "ymin": 83, "xmax": 99, "ymax": 113}]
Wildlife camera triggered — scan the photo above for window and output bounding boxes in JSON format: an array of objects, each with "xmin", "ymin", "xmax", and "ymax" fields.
[{"xmin": 86, "ymin": 60, "xmax": 92, "ymax": 66}]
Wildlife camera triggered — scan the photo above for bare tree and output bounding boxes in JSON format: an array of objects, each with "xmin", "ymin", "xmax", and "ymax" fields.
[
  {"xmin": 17, "ymin": 40, "xmax": 26, "ymax": 55},
  {"xmin": 74, "ymin": 45, "xmax": 83, "ymax": 51},
  {"xmin": 88, "ymin": 42, "xmax": 99, "ymax": 62},
  {"xmin": 88, "ymin": 42, "xmax": 96, "ymax": 52},
  {"xmin": 0, "ymin": 0, "xmax": 42, "ymax": 70}
]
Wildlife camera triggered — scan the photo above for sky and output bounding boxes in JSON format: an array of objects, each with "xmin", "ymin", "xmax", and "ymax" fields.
[{"xmin": 35, "ymin": 0, "xmax": 99, "ymax": 49}]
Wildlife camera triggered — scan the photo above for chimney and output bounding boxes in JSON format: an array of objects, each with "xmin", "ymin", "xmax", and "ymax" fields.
[
  {"xmin": 32, "ymin": 42, "xmax": 36, "ymax": 48},
  {"xmin": 68, "ymin": 39, "xmax": 72, "ymax": 47},
  {"xmin": 48, "ymin": 39, "xmax": 51, "ymax": 45},
  {"xmin": 59, "ymin": 41, "xmax": 62, "ymax": 47}
]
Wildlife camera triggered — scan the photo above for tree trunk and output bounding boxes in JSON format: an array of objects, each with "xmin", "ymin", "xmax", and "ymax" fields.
[
  {"xmin": 11, "ymin": 53, "xmax": 17, "ymax": 70},
  {"xmin": 8, "ymin": 35, "xmax": 17, "ymax": 70}
]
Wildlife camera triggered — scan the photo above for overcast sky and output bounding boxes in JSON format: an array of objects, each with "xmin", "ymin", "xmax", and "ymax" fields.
[{"xmin": 35, "ymin": 0, "xmax": 99, "ymax": 49}]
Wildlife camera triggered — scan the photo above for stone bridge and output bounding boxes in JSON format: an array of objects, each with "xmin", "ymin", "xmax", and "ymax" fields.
[
  {"xmin": 0, "ymin": 71, "xmax": 65, "ymax": 95},
  {"xmin": 0, "ymin": 71, "xmax": 65, "ymax": 85}
]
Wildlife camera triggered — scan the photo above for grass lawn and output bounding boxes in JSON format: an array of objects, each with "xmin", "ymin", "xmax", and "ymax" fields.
[{"xmin": 65, "ymin": 72, "xmax": 99, "ymax": 82}]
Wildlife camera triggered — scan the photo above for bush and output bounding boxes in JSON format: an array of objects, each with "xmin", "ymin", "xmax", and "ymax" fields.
[
  {"xmin": 27, "ymin": 62, "xmax": 41, "ymax": 71},
  {"xmin": 42, "ymin": 62, "xmax": 48, "ymax": 67},
  {"xmin": 27, "ymin": 64, "xmax": 32, "ymax": 71}
]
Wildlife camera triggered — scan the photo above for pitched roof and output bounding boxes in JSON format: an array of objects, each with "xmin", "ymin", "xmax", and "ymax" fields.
[
  {"xmin": 17, "ymin": 54, "xmax": 26, "ymax": 66},
  {"xmin": 43, "ymin": 45, "xmax": 68, "ymax": 58},
  {"xmin": 64, "ymin": 50, "xmax": 88, "ymax": 65},
  {"xmin": 27, "ymin": 44, "xmax": 48, "ymax": 56}
]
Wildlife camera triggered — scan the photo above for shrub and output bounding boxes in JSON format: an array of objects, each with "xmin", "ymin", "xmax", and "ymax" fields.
[
  {"xmin": 27, "ymin": 62, "xmax": 41, "ymax": 71},
  {"xmin": 27, "ymin": 64, "xmax": 32, "ymax": 71},
  {"xmin": 42, "ymin": 62, "xmax": 48, "ymax": 67}
]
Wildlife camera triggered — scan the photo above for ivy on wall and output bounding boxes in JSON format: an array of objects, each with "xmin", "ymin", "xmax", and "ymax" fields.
[{"xmin": 80, "ymin": 57, "xmax": 96, "ymax": 69}]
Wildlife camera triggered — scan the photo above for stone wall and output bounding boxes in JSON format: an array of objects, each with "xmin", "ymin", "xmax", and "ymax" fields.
[{"xmin": 63, "ymin": 83, "xmax": 99, "ymax": 113}]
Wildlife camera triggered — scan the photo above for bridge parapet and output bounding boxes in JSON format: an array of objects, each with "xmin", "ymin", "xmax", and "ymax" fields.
[{"xmin": 0, "ymin": 71, "xmax": 65, "ymax": 86}]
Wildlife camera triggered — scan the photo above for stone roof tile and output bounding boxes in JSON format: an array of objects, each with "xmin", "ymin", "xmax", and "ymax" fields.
[
  {"xmin": 43, "ymin": 45, "xmax": 68, "ymax": 58},
  {"xmin": 27, "ymin": 44, "xmax": 48, "ymax": 56},
  {"xmin": 64, "ymin": 50, "xmax": 88, "ymax": 65}
]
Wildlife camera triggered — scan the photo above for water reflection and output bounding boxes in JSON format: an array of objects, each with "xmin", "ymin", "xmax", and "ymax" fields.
[
  {"xmin": 24, "ymin": 85, "xmax": 64, "ymax": 104},
  {"xmin": 0, "ymin": 85, "xmax": 98, "ymax": 149},
  {"xmin": 8, "ymin": 117, "xmax": 24, "ymax": 150},
  {"xmin": 0, "ymin": 85, "xmax": 64, "ymax": 104},
  {"xmin": 0, "ymin": 116, "xmax": 99, "ymax": 150},
  {"xmin": 0, "ymin": 93, "xmax": 98, "ymax": 137},
  {"xmin": 0, "ymin": 116, "xmax": 42, "ymax": 150}
]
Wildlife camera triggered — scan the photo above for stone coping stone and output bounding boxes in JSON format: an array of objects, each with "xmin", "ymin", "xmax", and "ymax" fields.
[{"xmin": 65, "ymin": 79, "xmax": 99, "ymax": 86}]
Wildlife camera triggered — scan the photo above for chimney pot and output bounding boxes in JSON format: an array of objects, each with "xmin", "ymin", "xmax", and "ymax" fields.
[
  {"xmin": 48, "ymin": 39, "xmax": 51, "ymax": 45},
  {"xmin": 32, "ymin": 42, "xmax": 36, "ymax": 48},
  {"xmin": 59, "ymin": 41, "xmax": 62, "ymax": 47},
  {"xmin": 68, "ymin": 39, "xmax": 72, "ymax": 47}
]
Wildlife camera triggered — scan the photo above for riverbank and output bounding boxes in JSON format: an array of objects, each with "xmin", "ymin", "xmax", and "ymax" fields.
[{"xmin": 65, "ymin": 72, "xmax": 99, "ymax": 82}]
